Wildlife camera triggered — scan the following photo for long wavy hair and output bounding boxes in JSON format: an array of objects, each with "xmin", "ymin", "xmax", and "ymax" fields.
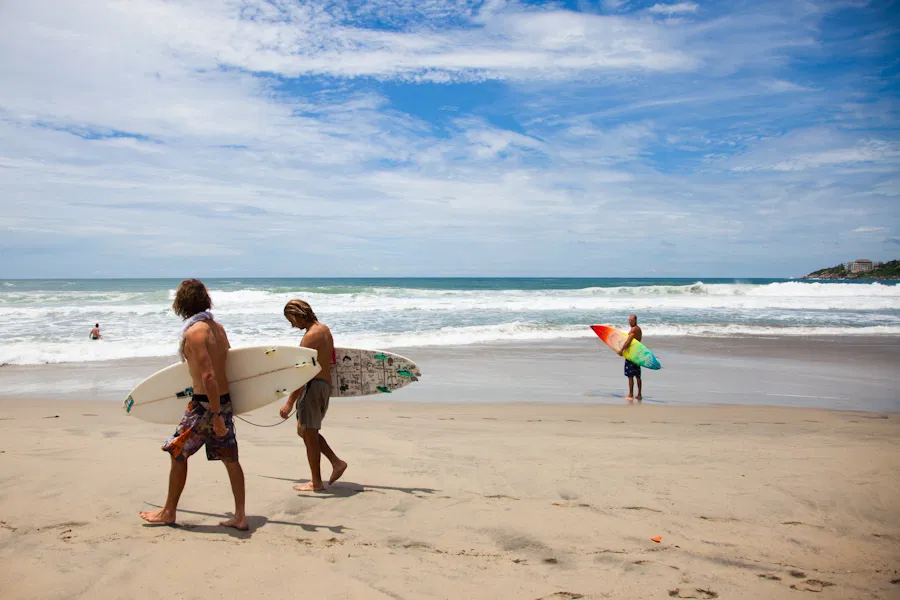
[{"xmin": 173, "ymin": 279, "xmax": 212, "ymax": 319}]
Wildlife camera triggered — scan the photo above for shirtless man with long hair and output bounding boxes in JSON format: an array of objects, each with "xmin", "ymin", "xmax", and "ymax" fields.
[
  {"xmin": 140, "ymin": 279, "xmax": 247, "ymax": 529},
  {"xmin": 279, "ymin": 300, "xmax": 347, "ymax": 492}
]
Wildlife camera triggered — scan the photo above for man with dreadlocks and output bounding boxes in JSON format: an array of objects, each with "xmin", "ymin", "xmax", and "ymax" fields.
[
  {"xmin": 279, "ymin": 299, "xmax": 347, "ymax": 492},
  {"xmin": 140, "ymin": 279, "xmax": 247, "ymax": 530}
]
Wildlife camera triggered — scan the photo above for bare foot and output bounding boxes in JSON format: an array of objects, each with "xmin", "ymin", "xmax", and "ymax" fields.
[
  {"xmin": 140, "ymin": 508, "xmax": 175, "ymax": 525},
  {"xmin": 219, "ymin": 515, "xmax": 249, "ymax": 531},
  {"xmin": 636, "ymin": 395, "xmax": 643, "ymax": 401},
  {"xmin": 329, "ymin": 460, "xmax": 348, "ymax": 485},
  {"xmin": 294, "ymin": 481, "xmax": 325, "ymax": 492}
]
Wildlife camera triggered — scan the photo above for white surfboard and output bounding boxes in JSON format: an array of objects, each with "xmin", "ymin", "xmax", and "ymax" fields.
[
  {"xmin": 123, "ymin": 346, "xmax": 320, "ymax": 424},
  {"xmin": 330, "ymin": 347, "xmax": 421, "ymax": 397}
]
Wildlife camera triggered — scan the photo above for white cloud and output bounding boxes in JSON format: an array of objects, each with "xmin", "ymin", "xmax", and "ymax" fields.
[
  {"xmin": 647, "ymin": 2, "xmax": 699, "ymax": 15},
  {"xmin": 853, "ymin": 227, "xmax": 887, "ymax": 233},
  {"xmin": 0, "ymin": 0, "xmax": 896, "ymax": 277}
]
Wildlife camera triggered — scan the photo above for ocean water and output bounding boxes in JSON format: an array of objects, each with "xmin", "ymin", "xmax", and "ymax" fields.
[{"xmin": 1, "ymin": 277, "xmax": 898, "ymax": 365}]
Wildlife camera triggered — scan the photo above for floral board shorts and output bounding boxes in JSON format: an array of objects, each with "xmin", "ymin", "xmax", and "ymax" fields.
[
  {"xmin": 624, "ymin": 360, "xmax": 642, "ymax": 379},
  {"xmin": 162, "ymin": 393, "xmax": 238, "ymax": 462}
]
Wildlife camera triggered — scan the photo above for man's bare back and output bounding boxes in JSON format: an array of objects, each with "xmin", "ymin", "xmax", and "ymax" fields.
[
  {"xmin": 300, "ymin": 322, "xmax": 333, "ymax": 384},
  {"xmin": 183, "ymin": 320, "xmax": 230, "ymax": 395}
]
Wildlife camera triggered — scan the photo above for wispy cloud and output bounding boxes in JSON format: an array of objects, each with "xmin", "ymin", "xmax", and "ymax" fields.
[
  {"xmin": 761, "ymin": 79, "xmax": 817, "ymax": 93},
  {"xmin": 854, "ymin": 227, "xmax": 887, "ymax": 233},
  {"xmin": 647, "ymin": 3, "xmax": 699, "ymax": 15}
]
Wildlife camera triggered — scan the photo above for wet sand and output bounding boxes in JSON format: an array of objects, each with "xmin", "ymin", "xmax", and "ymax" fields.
[{"xmin": 2, "ymin": 336, "xmax": 897, "ymax": 412}]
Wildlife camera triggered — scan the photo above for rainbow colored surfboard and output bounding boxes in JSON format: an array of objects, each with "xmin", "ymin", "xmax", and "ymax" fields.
[{"xmin": 590, "ymin": 325, "xmax": 662, "ymax": 370}]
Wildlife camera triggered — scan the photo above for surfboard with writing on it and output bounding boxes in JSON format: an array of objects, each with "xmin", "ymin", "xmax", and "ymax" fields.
[{"xmin": 330, "ymin": 347, "xmax": 421, "ymax": 397}]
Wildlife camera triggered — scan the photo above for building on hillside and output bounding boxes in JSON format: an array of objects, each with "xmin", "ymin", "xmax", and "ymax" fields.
[{"xmin": 848, "ymin": 259, "xmax": 874, "ymax": 273}]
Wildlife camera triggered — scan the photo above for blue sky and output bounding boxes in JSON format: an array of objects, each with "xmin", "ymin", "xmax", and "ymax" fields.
[{"xmin": 0, "ymin": 0, "xmax": 898, "ymax": 278}]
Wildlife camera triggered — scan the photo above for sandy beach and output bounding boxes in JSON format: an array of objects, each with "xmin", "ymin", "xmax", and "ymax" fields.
[{"xmin": 1, "ymin": 395, "xmax": 899, "ymax": 599}]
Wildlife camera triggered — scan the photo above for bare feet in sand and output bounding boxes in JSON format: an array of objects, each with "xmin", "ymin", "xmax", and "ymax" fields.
[
  {"xmin": 294, "ymin": 481, "xmax": 325, "ymax": 492},
  {"xmin": 329, "ymin": 460, "xmax": 348, "ymax": 485},
  {"xmin": 140, "ymin": 508, "xmax": 175, "ymax": 525},
  {"xmin": 219, "ymin": 515, "xmax": 249, "ymax": 531},
  {"xmin": 636, "ymin": 394, "xmax": 642, "ymax": 401}
]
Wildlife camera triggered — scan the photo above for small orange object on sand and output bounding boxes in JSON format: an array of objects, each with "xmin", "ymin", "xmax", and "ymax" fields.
[{"xmin": 651, "ymin": 536, "xmax": 661, "ymax": 543}]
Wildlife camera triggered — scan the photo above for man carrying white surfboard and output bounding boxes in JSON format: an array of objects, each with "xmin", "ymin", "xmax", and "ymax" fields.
[
  {"xmin": 617, "ymin": 314, "xmax": 643, "ymax": 402},
  {"xmin": 139, "ymin": 279, "xmax": 247, "ymax": 530},
  {"xmin": 279, "ymin": 299, "xmax": 348, "ymax": 492}
]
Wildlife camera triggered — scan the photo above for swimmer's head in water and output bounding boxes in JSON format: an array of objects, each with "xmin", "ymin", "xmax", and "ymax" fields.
[{"xmin": 173, "ymin": 279, "xmax": 212, "ymax": 319}]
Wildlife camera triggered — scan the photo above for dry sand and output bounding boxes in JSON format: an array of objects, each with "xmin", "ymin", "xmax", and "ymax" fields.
[{"xmin": 1, "ymin": 398, "xmax": 898, "ymax": 599}]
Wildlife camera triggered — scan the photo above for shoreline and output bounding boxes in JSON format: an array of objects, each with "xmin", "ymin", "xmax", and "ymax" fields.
[{"xmin": 0, "ymin": 336, "xmax": 898, "ymax": 412}]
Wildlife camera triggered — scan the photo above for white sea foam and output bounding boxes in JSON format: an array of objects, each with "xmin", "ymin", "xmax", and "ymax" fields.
[{"xmin": 0, "ymin": 280, "xmax": 897, "ymax": 365}]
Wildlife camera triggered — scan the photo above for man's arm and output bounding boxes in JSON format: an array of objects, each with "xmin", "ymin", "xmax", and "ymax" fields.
[
  {"xmin": 618, "ymin": 329, "xmax": 636, "ymax": 356},
  {"xmin": 280, "ymin": 329, "xmax": 323, "ymax": 417},
  {"xmin": 184, "ymin": 325, "xmax": 220, "ymax": 413}
]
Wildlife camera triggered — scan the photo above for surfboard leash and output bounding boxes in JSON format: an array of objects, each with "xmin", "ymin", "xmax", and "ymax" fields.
[{"xmin": 234, "ymin": 407, "xmax": 296, "ymax": 428}]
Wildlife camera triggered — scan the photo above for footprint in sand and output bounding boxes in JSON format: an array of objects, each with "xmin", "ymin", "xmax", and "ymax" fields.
[
  {"xmin": 758, "ymin": 574, "xmax": 782, "ymax": 581},
  {"xmin": 535, "ymin": 593, "xmax": 583, "ymax": 599},
  {"xmin": 668, "ymin": 588, "xmax": 718, "ymax": 599},
  {"xmin": 790, "ymin": 579, "xmax": 834, "ymax": 592}
]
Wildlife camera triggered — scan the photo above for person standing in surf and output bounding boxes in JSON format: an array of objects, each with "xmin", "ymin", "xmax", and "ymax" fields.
[
  {"xmin": 279, "ymin": 299, "xmax": 347, "ymax": 492},
  {"xmin": 140, "ymin": 279, "xmax": 247, "ymax": 530},
  {"xmin": 617, "ymin": 313, "xmax": 643, "ymax": 402},
  {"xmin": 89, "ymin": 323, "xmax": 102, "ymax": 340}
]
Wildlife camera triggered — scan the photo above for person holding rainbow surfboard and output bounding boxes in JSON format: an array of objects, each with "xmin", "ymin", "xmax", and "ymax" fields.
[
  {"xmin": 590, "ymin": 314, "xmax": 660, "ymax": 403},
  {"xmin": 617, "ymin": 314, "xmax": 643, "ymax": 402}
]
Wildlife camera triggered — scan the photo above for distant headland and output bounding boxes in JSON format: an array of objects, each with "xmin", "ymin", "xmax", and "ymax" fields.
[{"xmin": 803, "ymin": 259, "xmax": 899, "ymax": 280}]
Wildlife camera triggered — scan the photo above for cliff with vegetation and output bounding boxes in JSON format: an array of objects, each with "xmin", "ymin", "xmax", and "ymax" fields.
[{"xmin": 803, "ymin": 260, "xmax": 900, "ymax": 280}]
